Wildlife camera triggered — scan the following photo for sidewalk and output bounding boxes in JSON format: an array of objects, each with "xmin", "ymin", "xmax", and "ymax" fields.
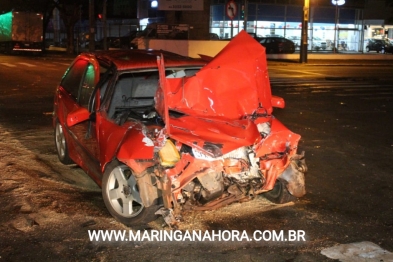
[
  {"xmin": 266, "ymin": 52, "xmax": 393, "ymax": 66},
  {"xmin": 267, "ymin": 58, "xmax": 393, "ymax": 66},
  {"xmin": 43, "ymin": 47, "xmax": 393, "ymax": 66}
]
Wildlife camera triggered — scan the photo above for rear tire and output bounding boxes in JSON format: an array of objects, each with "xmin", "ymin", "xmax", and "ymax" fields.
[
  {"xmin": 54, "ymin": 121, "xmax": 74, "ymax": 165},
  {"xmin": 102, "ymin": 161, "xmax": 159, "ymax": 226},
  {"xmin": 263, "ymin": 179, "xmax": 296, "ymax": 204}
]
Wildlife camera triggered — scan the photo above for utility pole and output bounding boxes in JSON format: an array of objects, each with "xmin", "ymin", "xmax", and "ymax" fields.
[
  {"xmin": 243, "ymin": 0, "xmax": 248, "ymax": 33},
  {"xmin": 76, "ymin": 5, "xmax": 82, "ymax": 54},
  {"xmin": 103, "ymin": 0, "xmax": 107, "ymax": 50},
  {"xmin": 89, "ymin": 0, "xmax": 95, "ymax": 52},
  {"xmin": 300, "ymin": 0, "xmax": 309, "ymax": 63}
]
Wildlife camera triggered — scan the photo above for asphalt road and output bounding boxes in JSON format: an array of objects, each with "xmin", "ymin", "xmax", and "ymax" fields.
[{"xmin": 0, "ymin": 54, "xmax": 392, "ymax": 261}]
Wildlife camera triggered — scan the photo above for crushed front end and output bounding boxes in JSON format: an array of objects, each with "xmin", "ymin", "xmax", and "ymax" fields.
[{"xmin": 150, "ymin": 31, "xmax": 307, "ymax": 225}]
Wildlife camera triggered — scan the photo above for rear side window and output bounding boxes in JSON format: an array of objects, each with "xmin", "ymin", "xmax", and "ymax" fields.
[
  {"xmin": 61, "ymin": 59, "xmax": 89, "ymax": 100},
  {"xmin": 78, "ymin": 64, "xmax": 95, "ymax": 108}
]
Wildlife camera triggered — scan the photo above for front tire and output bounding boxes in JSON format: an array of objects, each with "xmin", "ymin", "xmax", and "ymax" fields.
[
  {"xmin": 55, "ymin": 121, "xmax": 74, "ymax": 165},
  {"xmin": 102, "ymin": 161, "xmax": 158, "ymax": 226},
  {"xmin": 263, "ymin": 179, "xmax": 296, "ymax": 204}
]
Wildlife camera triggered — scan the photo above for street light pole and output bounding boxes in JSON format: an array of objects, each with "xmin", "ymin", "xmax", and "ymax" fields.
[
  {"xmin": 300, "ymin": 0, "xmax": 310, "ymax": 63},
  {"xmin": 333, "ymin": 2, "xmax": 338, "ymax": 53},
  {"xmin": 103, "ymin": 0, "xmax": 107, "ymax": 50},
  {"xmin": 331, "ymin": 0, "xmax": 345, "ymax": 53}
]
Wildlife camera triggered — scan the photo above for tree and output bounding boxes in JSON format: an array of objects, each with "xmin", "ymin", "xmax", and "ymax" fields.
[{"xmin": 55, "ymin": 0, "xmax": 90, "ymax": 54}]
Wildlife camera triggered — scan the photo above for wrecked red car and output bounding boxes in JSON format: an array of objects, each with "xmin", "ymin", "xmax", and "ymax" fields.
[{"xmin": 53, "ymin": 31, "xmax": 307, "ymax": 227}]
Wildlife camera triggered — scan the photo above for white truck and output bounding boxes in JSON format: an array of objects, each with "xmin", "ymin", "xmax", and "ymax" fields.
[{"xmin": 0, "ymin": 11, "xmax": 43, "ymax": 53}]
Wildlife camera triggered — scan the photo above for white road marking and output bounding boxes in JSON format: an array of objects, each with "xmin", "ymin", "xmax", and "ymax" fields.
[
  {"xmin": 270, "ymin": 68, "xmax": 325, "ymax": 76},
  {"xmin": 53, "ymin": 62, "xmax": 72, "ymax": 66},
  {"xmin": 0, "ymin": 63, "xmax": 16, "ymax": 67},
  {"xmin": 18, "ymin": 62, "xmax": 36, "ymax": 67},
  {"xmin": 335, "ymin": 92, "xmax": 393, "ymax": 96}
]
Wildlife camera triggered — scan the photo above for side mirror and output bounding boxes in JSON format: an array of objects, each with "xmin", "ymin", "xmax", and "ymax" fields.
[
  {"xmin": 67, "ymin": 107, "xmax": 90, "ymax": 127},
  {"xmin": 271, "ymin": 95, "xmax": 285, "ymax": 109}
]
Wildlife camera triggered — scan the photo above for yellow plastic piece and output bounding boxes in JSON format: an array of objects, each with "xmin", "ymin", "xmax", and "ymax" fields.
[{"xmin": 159, "ymin": 140, "xmax": 180, "ymax": 167}]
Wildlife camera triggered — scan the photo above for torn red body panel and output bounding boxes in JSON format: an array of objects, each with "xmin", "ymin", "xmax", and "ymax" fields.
[{"xmin": 156, "ymin": 31, "xmax": 287, "ymax": 156}]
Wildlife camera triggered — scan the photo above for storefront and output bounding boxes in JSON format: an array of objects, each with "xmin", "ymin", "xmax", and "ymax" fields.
[{"xmin": 210, "ymin": 1, "xmax": 391, "ymax": 52}]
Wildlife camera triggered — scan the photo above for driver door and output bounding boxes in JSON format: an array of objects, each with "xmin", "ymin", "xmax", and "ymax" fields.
[{"xmin": 60, "ymin": 58, "xmax": 101, "ymax": 182}]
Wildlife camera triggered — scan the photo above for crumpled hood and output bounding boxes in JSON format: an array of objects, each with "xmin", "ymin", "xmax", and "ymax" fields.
[{"xmin": 156, "ymin": 30, "xmax": 279, "ymax": 156}]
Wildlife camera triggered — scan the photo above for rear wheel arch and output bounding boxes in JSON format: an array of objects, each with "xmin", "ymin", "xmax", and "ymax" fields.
[{"xmin": 54, "ymin": 120, "xmax": 74, "ymax": 165}]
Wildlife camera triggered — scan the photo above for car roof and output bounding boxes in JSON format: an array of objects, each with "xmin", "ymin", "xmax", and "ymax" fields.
[
  {"xmin": 81, "ymin": 49, "xmax": 206, "ymax": 71},
  {"xmin": 263, "ymin": 35, "xmax": 284, "ymax": 38},
  {"xmin": 260, "ymin": 36, "xmax": 292, "ymax": 41},
  {"xmin": 261, "ymin": 36, "xmax": 285, "ymax": 39}
]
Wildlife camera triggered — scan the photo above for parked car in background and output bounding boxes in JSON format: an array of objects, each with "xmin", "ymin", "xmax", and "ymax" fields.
[
  {"xmin": 287, "ymin": 36, "xmax": 328, "ymax": 51},
  {"xmin": 80, "ymin": 31, "xmax": 140, "ymax": 51},
  {"xmin": 259, "ymin": 36, "xmax": 295, "ymax": 54},
  {"xmin": 106, "ymin": 31, "xmax": 140, "ymax": 49},
  {"xmin": 288, "ymin": 36, "xmax": 301, "ymax": 49},
  {"xmin": 209, "ymin": 33, "xmax": 219, "ymax": 40},
  {"xmin": 365, "ymin": 38, "xmax": 393, "ymax": 53},
  {"xmin": 311, "ymin": 37, "xmax": 327, "ymax": 50},
  {"xmin": 247, "ymin": 32, "xmax": 264, "ymax": 42},
  {"xmin": 53, "ymin": 31, "xmax": 307, "ymax": 227}
]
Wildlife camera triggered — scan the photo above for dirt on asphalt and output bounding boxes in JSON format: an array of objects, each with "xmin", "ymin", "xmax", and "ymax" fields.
[{"xmin": 0, "ymin": 119, "xmax": 338, "ymax": 262}]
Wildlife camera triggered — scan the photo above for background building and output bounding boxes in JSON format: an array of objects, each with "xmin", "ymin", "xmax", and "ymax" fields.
[{"xmin": 209, "ymin": 0, "xmax": 393, "ymax": 52}]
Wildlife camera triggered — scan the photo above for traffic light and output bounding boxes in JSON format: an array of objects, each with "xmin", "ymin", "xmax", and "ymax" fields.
[
  {"xmin": 241, "ymin": 5, "xmax": 245, "ymax": 19},
  {"xmin": 98, "ymin": 13, "xmax": 102, "ymax": 20}
]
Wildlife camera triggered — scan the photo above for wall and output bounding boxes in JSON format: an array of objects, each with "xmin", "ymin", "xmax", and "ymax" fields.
[
  {"xmin": 163, "ymin": 0, "xmax": 211, "ymax": 40},
  {"xmin": 136, "ymin": 39, "xmax": 230, "ymax": 58}
]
